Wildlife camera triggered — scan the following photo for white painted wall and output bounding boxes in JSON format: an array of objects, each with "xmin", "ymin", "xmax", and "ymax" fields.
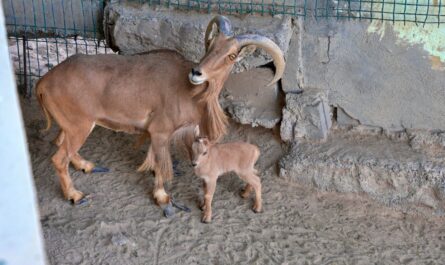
[{"xmin": 0, "ymin": 2, "xmax": 46, "ymax": 264}]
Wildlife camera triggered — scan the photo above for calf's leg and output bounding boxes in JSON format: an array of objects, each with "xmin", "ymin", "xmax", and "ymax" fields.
[
  {"xmin": 239, "ymin": 173, "xmax": 262, "ymax": 213},
  {"xmin": 240, "ymin": 184, "xmax": 253, "ymax": 198},
  {"xmin": 202, "ymin": 177, "xmax": 217, "ymax": 223}
]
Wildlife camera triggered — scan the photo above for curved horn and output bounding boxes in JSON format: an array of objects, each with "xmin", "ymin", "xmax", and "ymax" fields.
[
  {"xmin": 235, "ymin": 34, "xmax": 285, "ymax": 86},
  {"xmin": 205, "ymin": 16, "xmax": 233, "ymax": 51}
]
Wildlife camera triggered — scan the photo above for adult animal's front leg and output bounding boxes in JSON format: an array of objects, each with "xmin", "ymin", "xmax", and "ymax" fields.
[{"xmin": 148, "ymin": 133, "xmax": 175, "ymax": 217}]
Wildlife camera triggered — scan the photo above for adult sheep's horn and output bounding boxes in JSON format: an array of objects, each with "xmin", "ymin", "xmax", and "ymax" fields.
[
  {"xmin": 205, "ymin": 15, "xmax": 233, "ymax": 51},
  {"xmin": 235, "ymin": 34, "xmax": 285, "ymax": 86}
]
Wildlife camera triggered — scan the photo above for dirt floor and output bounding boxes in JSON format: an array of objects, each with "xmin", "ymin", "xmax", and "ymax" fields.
[{"xmin": 22, "ymin": 96, "xmax": 445, "ymax": 265}]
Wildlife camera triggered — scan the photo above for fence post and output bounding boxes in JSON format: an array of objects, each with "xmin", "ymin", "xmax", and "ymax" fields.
[{"xmin": 22, "ymin": 37, "xmax": 27, "ymax": 96}]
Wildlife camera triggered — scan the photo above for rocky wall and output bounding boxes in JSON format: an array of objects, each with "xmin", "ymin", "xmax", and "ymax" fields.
[{"xmin": 103, "ymin": 2, "xmax": 445, "ymax": 214}]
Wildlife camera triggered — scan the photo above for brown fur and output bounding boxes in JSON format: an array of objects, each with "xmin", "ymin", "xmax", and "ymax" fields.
[
  {"xmin": 36, "ymin": 35, "xmax": 243, "ymax": 205},
  {"xmin": 191, "ymin": 127, "xmax": 262, "ymax": 223},
  {"xmin": 35, "ymin": 17, "xmax": 284, "ymax": 207}
]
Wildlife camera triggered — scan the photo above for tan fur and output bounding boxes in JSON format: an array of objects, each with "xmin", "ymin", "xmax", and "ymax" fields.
[
  {"xmin": 191, "ymin": 127, "xmax": 262, "ymax": 223},
  {"xmin": 35, "ymin": 17, "xmax": 283, "ymax": 207},
  {"xmin": 36, "ymin": 38, "xmax": 239, "ymax": 205},
  {"xmin": 36, "ymin": 86, "xmax": 52, "ymax": 132}
]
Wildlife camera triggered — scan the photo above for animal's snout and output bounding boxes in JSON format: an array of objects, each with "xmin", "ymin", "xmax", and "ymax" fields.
[
  {"xmin": 191, "ymin": 68, "xmax": 202, "ymax": 76},
  {"xmin": 189, "ymin": 67, "xmax": 206, "ymax": 85}
]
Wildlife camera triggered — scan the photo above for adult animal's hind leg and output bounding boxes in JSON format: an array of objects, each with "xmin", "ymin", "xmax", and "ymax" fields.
[
  {"xmin": 53, "ymin": 130, "xmax": 65, "ymax": 146},
  {"xmin": 54, "ymin": 127, "xmax": 106, "ymax": 173},
  {"xmin": 71, "ymin": 153, "xmax": 96, "ymax": 173},
  {"xmin": 52, "ymin": 142, "xmax": 83, "ymax": 202},
  {"xmin": 52, "ymin": 122, "xmax": 95, "ymax": 203}
]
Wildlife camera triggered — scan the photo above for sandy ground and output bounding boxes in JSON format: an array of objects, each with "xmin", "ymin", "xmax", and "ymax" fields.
[{"xmin": 19, "ymin": 95, "xmax": 445, "ymax": 265}]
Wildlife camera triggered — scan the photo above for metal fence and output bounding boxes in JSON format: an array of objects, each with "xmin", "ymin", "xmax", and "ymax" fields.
[
  {"xmin": 4, "ymin": 0, "xmax": 111, "ymax": 96},
  {"xmin": 3, "ymin": 0, "xmax": 445, "ymax": 96},
  {"xmin": 315, "ymin": 0, "xmax": 445, "ymax": 24}
]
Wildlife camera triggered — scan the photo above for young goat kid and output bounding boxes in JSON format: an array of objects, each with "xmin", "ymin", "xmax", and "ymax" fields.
[{"xmin": 191, "ymin": 126, "xmax": 262, "ymax": 223}]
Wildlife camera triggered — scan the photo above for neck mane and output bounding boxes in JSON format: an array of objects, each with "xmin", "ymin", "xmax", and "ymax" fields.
[{"xmin": 192, "ymin": 76, "xmax": 229, "ymax": 142}]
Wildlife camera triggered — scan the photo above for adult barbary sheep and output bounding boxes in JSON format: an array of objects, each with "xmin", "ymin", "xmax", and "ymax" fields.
[{"xmin": 36, "ymin": 15, "xmax": 285, "ymax": 216}]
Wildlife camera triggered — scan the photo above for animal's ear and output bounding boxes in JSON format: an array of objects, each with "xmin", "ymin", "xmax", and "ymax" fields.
[
  {"xmin": 194, "ymin": 125, "xmax": 200, "ymax": 139},
  {"xmin": 206, "ymin": 24, "xmax": 218, "ymax": 49},
  {"xmin": 236, "ymin": 45, "xmax": 257, "ymax": 62}
]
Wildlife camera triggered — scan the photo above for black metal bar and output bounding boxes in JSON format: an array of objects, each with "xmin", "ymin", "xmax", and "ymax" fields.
[{"xmin": 22, "ymin": 37, "xmax": 27, "ymax": 97}]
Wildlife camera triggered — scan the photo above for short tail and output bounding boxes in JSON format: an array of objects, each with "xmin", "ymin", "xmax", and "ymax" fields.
[{"xmin": 36, "ymin": 82, "xmax": 52, "ymax": 132}]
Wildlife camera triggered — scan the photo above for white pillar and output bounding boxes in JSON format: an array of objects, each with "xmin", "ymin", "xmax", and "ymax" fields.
[{"xmin": 0, "ymin": 2, "xmax": 47, "ymax": 265}]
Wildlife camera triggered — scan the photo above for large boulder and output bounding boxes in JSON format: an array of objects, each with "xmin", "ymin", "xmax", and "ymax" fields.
[{"xmin": 104, "ymin": 2, "xmax": 292, "ymax": 73}]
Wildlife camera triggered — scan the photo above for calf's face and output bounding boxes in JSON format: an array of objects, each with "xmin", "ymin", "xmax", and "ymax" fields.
[{"xmin": 191, "ymin": 138, "xmax": 210, "ymax": 168}]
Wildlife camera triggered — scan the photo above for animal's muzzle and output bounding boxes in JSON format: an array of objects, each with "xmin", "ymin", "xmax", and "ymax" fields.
[
  {"xmin": 191, "ymin": 68, "xmax": 202, "ymax": 76},
  {"xmin": 188, "ymin": 68, "xmax": 206, "ymax": 85}
]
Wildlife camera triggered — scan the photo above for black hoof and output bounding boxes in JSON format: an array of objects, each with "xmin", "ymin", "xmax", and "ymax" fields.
[
  {"xmin": 171, "ymin": 198, "xmax": 191, "ymax": 213},
  {"xmin": 172, "ymin": 160, "xmax": 184, "ymax": 177},
  {"xmin": 71, "ymin": 195, "xmax": 91, "ymax": 206},
  {"xmin": 201, "ymin": 219, "xmax": 211, "ymax": 224},
  {"xmin": 163, "ymin": 203, "xmax": 175, "ymax": 218},
  {"xmin": 252, "ymin": 208, "xmax": 262, "ymax": 214},
  {"xmin": 91, "ymin": 166, "xmax": 110, "ymax": 173}
]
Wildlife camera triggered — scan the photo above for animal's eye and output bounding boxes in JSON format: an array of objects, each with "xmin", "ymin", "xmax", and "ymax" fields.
[
  {"xmin": 228, "ymin": 54, "xmax": 237, "ymax": 61},
  {"xmin": 203, "ymin": 152, "xmax": 208, "ymax": 155}
]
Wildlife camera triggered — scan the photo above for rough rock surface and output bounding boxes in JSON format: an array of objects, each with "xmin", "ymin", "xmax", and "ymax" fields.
[
  {"xmin": 335, "ymin": 106, "xmax": 360, "ymax": 127},
  {"xmin": 104, "ymin": 2, "xmax": 292, "ymax": 73},
  {"xmin": 281, "ymin": 22, "xmax": 303, "ymax": 94},
  {"xmin": 222, "ymin": 68, "xmax": 283, "ymax": 128},
  {"xmin": 279, "ymin": 129, "xmax": 445, "ymax": 215},
  {"xmin": 280, "ymin": 88, "xmax": 332, "ymax": 141}
]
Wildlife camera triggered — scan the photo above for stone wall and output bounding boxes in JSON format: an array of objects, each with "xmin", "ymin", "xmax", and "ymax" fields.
[
  {"xmin": 102, "ymin": 2, "xmax": 445, "ymax": 213},
  {"xmin": 104, "ymin": 3, "xmax": 292, "ymax": 72},
  {"xmin": 104, "ymin": 2, "xmax": 445, "ymax": 142}
]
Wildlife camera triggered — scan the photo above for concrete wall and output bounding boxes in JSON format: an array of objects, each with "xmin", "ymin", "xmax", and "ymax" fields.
[
  {"xmin": 103, "ymin": 2, "xmax": 445, "ymax": 142},
  {"xmin": 282, "ymin": 17, "xmax": 445, "ymax": 141},
  {"xmin": 299, "ymin": 18, "xmax": 445, "ymax": 132},
  {"xmin": 3, "ymin": 0, "xmax": 104, "ymax": 38}
]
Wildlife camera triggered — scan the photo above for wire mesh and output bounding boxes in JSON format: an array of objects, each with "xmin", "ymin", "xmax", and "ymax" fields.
[
  {"xmin": 315, "ymin": 0, "xmax": 445, "ymax": 25},
  {"xmin": 120, "ymin": 0, "xmax": 309, "ymax": 16},
  {"xmin": 4, "ymin": 0, "xmax": 114, "ymax": 97}
]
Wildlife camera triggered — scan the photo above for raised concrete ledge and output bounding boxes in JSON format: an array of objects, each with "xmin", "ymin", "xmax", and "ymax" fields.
[{"xmin": 280, "ymin": 130, "xmax": 445, "ymax": 215}]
